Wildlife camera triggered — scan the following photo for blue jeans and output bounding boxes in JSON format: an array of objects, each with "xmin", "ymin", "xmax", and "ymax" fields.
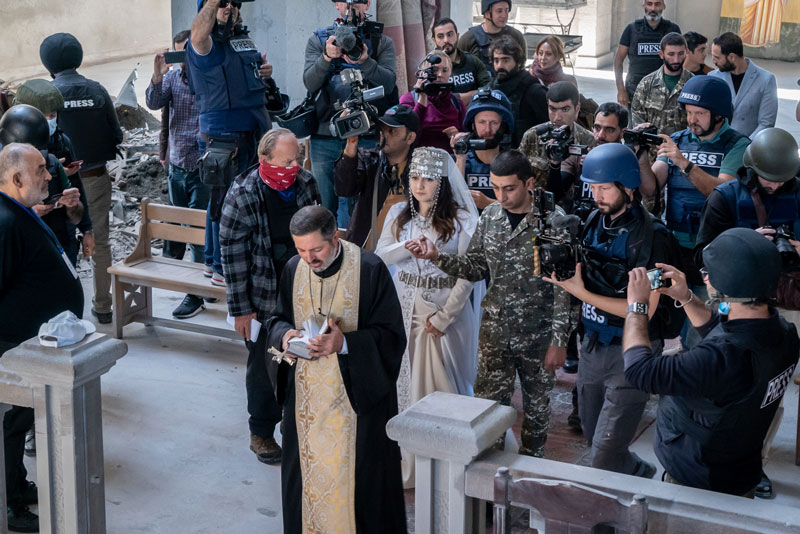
[
  {"xmin": 310, "ymin": 135, "xmax": 376, "ymax": 228},
  {"xmin": 164, "ymin": 165, "xmax": 210, "ymax": 263}
]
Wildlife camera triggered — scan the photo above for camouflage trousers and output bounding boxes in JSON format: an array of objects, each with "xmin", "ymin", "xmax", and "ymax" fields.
[{"xmin": 474, "ymin": 332, "xmax": 556, "ymax": 457}]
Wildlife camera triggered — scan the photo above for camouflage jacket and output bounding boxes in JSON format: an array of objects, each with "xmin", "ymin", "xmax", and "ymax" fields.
[
  {"xmin": 631, "ymin": 68, "xmax": 693, "ymax": 135},
  {"xmin": 518, "ymin": 122, "xmax": 595, "ymax": 187},
  {"xmin": 435, "ymin": 200, "xmax": 573, "ymax": 349}
]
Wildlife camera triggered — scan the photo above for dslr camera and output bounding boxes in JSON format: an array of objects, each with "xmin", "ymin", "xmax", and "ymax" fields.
[
  {"xmin": 623, "ymin": 125, "xmax": 664, "ymax": 151},
  {"xmin": 531, "ymin": 188, "xmax": 584, "ymax": 279},
  {"xmin": 331, "ymin": 1, "xmax": 383, "ymax": 62},
  {"xmin": 769, "ymin": 225, "xmax": 800, "ymax": 268},
  {"xmin": 415, "ymin": 54, "xmax": 454, "ymax": 97},
  {"xmin": 329, "ymin": 69, "xmax": 384, "ymax": 139},
  {"xmin": 218, "ymin": 0, "xmax": 254, "ymax": 7},
  {"xmin": 535, "ymin": 123, "xmax": 589, "ymax": 163}
]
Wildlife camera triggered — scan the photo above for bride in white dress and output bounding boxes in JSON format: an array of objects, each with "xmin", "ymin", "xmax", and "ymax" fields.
[{"xmin": 375, "ymin": 147, "xmax": 480, "ymax": 487}]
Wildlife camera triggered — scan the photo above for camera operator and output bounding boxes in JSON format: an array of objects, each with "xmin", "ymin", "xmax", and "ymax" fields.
[
  {"xmin": 450, "ymin": 89, "xmax": 514, "ymax": 212},
  {"xmin": 186, "ymin": 0, "xmax": 273, "ymax": 288},
  {"xmin": 305, "ymin": 0, "xmax": 397, "ymax": 225},
  {"xmin": 519, "ymin": 81, "xmax": 594, "ymax": 205},
  {"xmin": 334, "ymin": 105, "xmax": 418, "ymax": 249},
  {"xmin": 400, "ymin": 51, "xmax": 465, "ymax": 153},
  {"xmin": 545, "ymin": 143, "xmax": 682, "ymax": 478},
  {"xmin": 432, "ymin": 18, "xmax": 491, "ymax": 107},
  {"xmin": 694, "ymin": 128, "xmax": 800, "ymax": 498},
  {"xmin": 406, "ymin": 150, "xmax": 572, "ymax": 458},
  {"xmin": 489, "ymin": 36, "xmax": 548, "ymax": 147},
  {"xmin": 638, "ymin": 76, "xmax": 749, "ymax": 349},
  {"xmin": 458, "ymin": 0, "xmax": 527, "ymax": 74},
  {"xmin": 623, "ymin": 228, "xmax": 800, "ymax": 497}
]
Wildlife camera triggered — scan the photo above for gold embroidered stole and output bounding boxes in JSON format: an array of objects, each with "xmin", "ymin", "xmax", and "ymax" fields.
[{"xmin": 292, "ymin": 240, "xmax": 361, "ymax": 534}]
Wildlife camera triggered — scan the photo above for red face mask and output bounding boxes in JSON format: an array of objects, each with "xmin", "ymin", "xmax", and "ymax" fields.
[{"xmin": 258, "ymin": 162, "xmax": 299, "ymax": 191}]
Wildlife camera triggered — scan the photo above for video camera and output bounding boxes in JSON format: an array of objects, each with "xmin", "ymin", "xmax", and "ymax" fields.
[
  {"xmin": 329, "ymin": 69, "xmax": 384, "ymax": 139},
  {"xmin": 535, "ymin": 123, "xmax": 589, "ymax": 163},
  {"xmin": 453, "ymin": 134, "xmax": 492, "ymax": 155},
  {"xmin": 531, "ymin": 188, "xmax": 584, "ymax": 279},
  {"xmin": 623, "ymin": 125, "xmax": 664, "ymax": 151},
  {"xmin": 415, "ymin": 54, "xmax": 454, "ymax": 97}
]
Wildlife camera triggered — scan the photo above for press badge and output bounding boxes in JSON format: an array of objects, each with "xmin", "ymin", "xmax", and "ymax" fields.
[
  {"xmin": 230, "ymin": 38, "xmax": 257, "ymax": 53},
  {"xmin": 62, "ymin": 251, "xmax": 78, "ymax": 279}
]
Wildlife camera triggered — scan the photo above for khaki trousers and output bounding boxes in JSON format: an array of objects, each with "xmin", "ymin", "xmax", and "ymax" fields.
[{"xmin": 82, "ymin": 171, "xmax": 112, "ymax": 313}]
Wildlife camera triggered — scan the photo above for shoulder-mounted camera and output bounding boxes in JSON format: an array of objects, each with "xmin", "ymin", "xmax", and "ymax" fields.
[
  {"xmin": 531, "ymin": 188, "xmax": 584, "ymax": 279},
  {"xmin": 329, "ymin": 69, "xmax": 384, "ymax": 138}
]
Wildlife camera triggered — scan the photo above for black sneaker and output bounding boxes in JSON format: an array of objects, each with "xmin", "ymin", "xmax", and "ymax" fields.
[
  {"xmin": 633, "ymin": 459, "xmax": 657, "ymax": 479},
  {"xmin": 7, "ymin": 505, "xmax": 38, "ymax": 533},
  {"xmin": 755, "ymin": 470, "xmax": 774, "ymax": 499},
  {"xmin": 204, "ymin": 297, "xmax": 219, "ymax": 303},
  {"xmin": 172, "ymin": 295, "xmax": 205, "ymax": 319},
  {"xmin": 20, "ymin": 481, "xmax": 37, "ymax": 505},
  {"xmin": 24, "ymin": 428, "xmax": 35, "ymax": 457},
  {"xmin": 91, "ymin": 308, "xmax": 112, "ymax": 324}
]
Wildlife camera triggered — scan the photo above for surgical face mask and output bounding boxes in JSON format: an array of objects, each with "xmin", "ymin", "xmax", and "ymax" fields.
[{"xmin": 47, "ymin": 117, "xmax": 57, "ymax": 137}]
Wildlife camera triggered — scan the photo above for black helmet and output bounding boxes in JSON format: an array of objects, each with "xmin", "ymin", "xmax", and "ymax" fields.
[
  {"xmin": 40, "ymin": 33, "xmax": 83, "ymax": 75},
  {"xmin": 743, "ymin": 127, "xmax": 800, "ymax": 183},
  {"xmin": 0, "ymin": 105, "xmax": 50, "ymax": 151},
  {"xmin": 276, "ymin": 93, "xmax": 319, "ymax": 139},
  {"xmin": 702, "ymin": 227, "xmax": 781, "ymax": 301},
  {"xmin": 482, "ymin": 0, "xmax": 511, "ymax": 12},
  {"xmin": 677, "ymin": 76, "xmax": 733, "ymax": 121}
]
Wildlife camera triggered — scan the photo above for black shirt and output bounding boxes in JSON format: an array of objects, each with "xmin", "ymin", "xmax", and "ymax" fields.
[
  {"xmin": 0, "ymin": 194, "xmax": 84, "ymax": 351},
  {"xmin": 263, "ymin": 185, "xmax": 299, "ymax": 280},
  {"xmin": 505, "ymin": 210, "xmax": 526, "ymax": 230},
  {"xmin": 731, "ymin": 72, "xmax": 745, "ymax": 93}
]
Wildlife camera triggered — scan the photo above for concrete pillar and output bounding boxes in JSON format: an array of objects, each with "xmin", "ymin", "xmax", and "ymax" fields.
[
  {"xmin": 0, "ymin": 402, "xmax": 9, "ymax": 534},
  {"xmin": 1, "ymin": 334, "xmax": 128, "ymax": 534},
  {"xmin": 386, "ymin": 392, "xmax": 516, "ymax": 534}
]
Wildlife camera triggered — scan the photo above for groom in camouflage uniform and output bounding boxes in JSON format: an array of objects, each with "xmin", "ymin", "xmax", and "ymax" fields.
[{"xmin": 407, "ymin": 150, "xmax": 573, "ymax": 457}]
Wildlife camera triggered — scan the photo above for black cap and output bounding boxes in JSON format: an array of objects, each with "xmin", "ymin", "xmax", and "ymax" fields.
[
  {"xmin": 702, "ymin": 227, "xmax": 781, "ymax": 300},
  {"xmin": 379, "ymin": 105, "xmax": 419, "ymax": 133}
]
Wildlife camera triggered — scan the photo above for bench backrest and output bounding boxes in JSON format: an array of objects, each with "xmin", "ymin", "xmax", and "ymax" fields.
[
  {"xmin": 493, "ymin": 467, "xmax": 648, "ymax": 534},
  {"xmin": 124, "ymin": 198, "xmax": 207, "ymax": 264}
]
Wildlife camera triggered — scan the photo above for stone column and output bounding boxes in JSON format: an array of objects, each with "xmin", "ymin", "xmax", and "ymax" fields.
[
  {"xmin": 386, "ymin": 391, "xmax": 517, "ymax": 534},
  {"xmin": 1, "ymin": 334, "xmax": 128, "ymax": 534},
  {"xmin": 0, "ymin": 402, "xmax": 9, "ymax": 534}
]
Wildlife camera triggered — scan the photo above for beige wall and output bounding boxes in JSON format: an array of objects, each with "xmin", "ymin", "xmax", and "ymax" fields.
[{"xmin": 3, "ymin": 0, "xmax": 171, "ymax": 82}]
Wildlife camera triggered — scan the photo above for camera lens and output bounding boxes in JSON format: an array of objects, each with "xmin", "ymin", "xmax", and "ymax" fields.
[
  {"xmin": 350, "ymin": 118, "xmax": 362, "ymax": 129},
  {"xmin": 541, "ymin": 244, "xmax": 571, "ymax": 264}
]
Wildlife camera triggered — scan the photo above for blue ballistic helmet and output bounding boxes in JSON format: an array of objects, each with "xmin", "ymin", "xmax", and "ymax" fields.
[
  {"xmin": 463, "ymin": 88, "xmax": 515, "ymax": 132},
  {"xmin": 677, "ymin": 76, "xmax": 734, "ymax": 121},
  {"xmin": 580, "ymin": 142, "xmax": 641, "ymax": 189}
]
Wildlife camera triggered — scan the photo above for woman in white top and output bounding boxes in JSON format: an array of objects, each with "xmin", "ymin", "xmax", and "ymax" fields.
[{"xmin": 375, "ymin": 147, "xmax": 480, "ymax": 487}]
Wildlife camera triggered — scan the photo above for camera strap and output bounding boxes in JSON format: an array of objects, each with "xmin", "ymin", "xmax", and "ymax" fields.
[{"xmin": 748, "ymin": 188, "xmax": 770, "ymax": 228}]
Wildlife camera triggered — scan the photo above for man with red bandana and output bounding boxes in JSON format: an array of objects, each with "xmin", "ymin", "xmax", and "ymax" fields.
[{"xmin": 220, "ymin": 128, "xmax": 321, "ymax": 465}]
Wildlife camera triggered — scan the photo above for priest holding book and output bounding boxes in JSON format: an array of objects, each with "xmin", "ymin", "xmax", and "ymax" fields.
[{"xmin": 266, "ymin": 205, "xmax": 407, "ymax": 534}]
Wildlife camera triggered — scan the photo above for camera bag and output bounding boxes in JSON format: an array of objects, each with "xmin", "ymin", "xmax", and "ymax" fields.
[{"xmin": 198, "ymin": 139, "xmax": 238, "ymax": 187}]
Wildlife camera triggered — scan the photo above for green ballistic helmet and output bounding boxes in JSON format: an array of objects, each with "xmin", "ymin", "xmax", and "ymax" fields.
[{"xmin": 743, "ymin": 127, "xmax": 800, "ymax": 183}]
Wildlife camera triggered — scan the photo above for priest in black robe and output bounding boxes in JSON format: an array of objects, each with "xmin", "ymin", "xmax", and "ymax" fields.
[{"xmin": 266, "ymin": 206, "xmax": 407, "ymax": 534}]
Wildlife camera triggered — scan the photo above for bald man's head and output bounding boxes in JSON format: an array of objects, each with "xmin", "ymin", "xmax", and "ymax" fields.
[{"xmin": 0, "ymin": 143, "xmax": 50, "ymax": 207}]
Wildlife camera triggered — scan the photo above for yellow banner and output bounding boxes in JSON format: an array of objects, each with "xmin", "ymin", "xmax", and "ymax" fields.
[{"xmin": 722, "ymin": 0, "xmax": 800, "ymax": 24}]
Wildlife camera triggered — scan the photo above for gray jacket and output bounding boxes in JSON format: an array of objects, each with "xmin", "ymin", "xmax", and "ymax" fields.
[
  {"xmin": 303, "ymin": 27, "xmax": 397, "ymax": 137},
  {"xmin": 709, "ymin": 59, "xmax": 777, "ymax": 139}
]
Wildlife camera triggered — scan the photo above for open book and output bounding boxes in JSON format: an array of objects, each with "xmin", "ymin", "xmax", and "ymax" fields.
[{"xmin": 287, "ymin": 317, "xmax": 330, "ymax": 360}]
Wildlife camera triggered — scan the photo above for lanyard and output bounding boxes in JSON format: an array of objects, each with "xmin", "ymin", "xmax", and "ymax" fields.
[{"xmin": 0, "ymin": 192, "xmax": 65, "ymax": 254}]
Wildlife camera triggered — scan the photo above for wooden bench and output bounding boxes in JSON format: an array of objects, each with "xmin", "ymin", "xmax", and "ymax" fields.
[{"xmin": 108, "ymin": 198, "xmax": 235, "ymax": 340}]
